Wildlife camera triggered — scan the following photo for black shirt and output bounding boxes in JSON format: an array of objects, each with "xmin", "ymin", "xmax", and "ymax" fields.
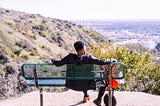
[{"xmin": 52, "ymin": 53, "xmax": 110, "ymax": 66}]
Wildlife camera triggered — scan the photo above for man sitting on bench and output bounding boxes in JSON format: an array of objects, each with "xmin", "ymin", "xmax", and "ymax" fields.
[{"xmin": 51, "ymin": 41, "xmax": 115, "ymax": 102}]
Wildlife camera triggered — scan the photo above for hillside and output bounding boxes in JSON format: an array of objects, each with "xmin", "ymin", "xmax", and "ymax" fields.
[
  {"xmin": 0, "ymin": 7, "xmax": 106, "ymax": 99},
  {"xmin": 0, "ymin": 7, "xmax": 106, "ymax": 63}
]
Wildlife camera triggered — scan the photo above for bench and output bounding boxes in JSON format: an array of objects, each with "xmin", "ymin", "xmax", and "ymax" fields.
[{"xmin": 21, "ymin": 62, "xmax": 126, "ymax": 106}]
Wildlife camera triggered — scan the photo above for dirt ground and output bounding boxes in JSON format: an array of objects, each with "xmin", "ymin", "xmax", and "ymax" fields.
[{"xmin": 0, "ymin": 90, "xmax": 160, "ymax": 106}]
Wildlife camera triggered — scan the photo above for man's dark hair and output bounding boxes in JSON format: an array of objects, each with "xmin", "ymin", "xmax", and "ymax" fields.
[{"xmin": 74, "ymin": 41, "xmax": 84, "ymax": 51}]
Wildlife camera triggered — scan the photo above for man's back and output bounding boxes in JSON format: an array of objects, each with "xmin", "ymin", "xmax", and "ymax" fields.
[
  {"xmin": 65, "ymin": 63, "xmax": 96, "ymax": 91},
  {"xmin": 66, "ymin": 64, "xmax": 94, "ymax": 77}
]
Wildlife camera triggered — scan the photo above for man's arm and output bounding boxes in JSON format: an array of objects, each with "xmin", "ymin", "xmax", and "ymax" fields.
[
  {"xmin": 51, "ymin": 55, "xmax": 69, "ymax": 66},
  {"xmin": 88, "ymin": 55, "xmax": 117, "ymax": 65},
  {"xmin": 88, "ymin": 55, "xmax": 110, "ymax": 65}
]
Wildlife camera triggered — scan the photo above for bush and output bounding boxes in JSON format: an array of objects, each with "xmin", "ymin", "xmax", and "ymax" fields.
[{"xmin": 88, "ymin": 43, "xmax": 160, "ymax": 95}]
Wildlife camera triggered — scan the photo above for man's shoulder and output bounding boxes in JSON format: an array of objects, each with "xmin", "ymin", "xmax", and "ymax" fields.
[
  {"xmin": 83, "ymin": 54, "xmax": 93, "ymax": 59},
  {"xmin": 68, "ymin": 53, "xmax": 77, "ymax": 57},
  {"xmin": 68, "ymin": 53, "xmax": 76, "ymax": 55},
  {"xmin": 67, "ymin": 53, "xmax": 93, "ymax": 59}
]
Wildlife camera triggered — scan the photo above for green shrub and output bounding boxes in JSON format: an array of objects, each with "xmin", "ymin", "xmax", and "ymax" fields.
[{"xmin": 88, "ymin": 43, "xmax": 160, "ymax": 95}]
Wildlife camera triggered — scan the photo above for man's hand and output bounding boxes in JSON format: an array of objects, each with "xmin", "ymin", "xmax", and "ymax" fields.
[
  {"xmin": 51, "ymin": 58, "xmax": 56, "ymax": 64},
  {"xmin": 44, "ymin": 61, "xmax": 53, "ymax": 65},
  {"xmin": 105, "ymin": 58, "xmax": 117, "ymax": 64},
  {"xmin": 110, "ymin": 58, "xmax": 117, "ymax": 62}
]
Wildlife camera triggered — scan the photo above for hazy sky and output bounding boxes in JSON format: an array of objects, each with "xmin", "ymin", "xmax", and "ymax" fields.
[{"xmin": 0, "ymin": 0, "xmax": 160, "ymax": 20}]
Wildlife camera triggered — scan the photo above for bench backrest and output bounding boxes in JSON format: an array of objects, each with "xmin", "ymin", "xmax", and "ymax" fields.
[{"xmin": 21, "ymin": 62, "xmax": 126, "ymax": 86}]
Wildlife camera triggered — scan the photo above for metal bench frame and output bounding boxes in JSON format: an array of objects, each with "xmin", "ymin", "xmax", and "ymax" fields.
[{"xmin": 21, "ymin": 62, "xmax": 126, "ymax": 106}]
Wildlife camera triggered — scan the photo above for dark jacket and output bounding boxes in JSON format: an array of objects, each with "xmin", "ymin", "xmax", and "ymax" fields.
[
  {"xmin": 52, "ymin": 53, "xmax": 110, "ymax": 66},
  {"xmin": 52, "ymin": 53, "xmax": 110, "ymax": 91}
]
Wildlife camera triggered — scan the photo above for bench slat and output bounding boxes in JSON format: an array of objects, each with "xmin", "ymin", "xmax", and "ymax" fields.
[{"xmin": 27, "ymin": 79, "xmax": 66, "ymax": 86}]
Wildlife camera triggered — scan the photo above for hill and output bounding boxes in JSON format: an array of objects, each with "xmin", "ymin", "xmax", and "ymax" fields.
[
  {"xmin": 0, "ymin": 7, "xmax": 106, "ymax": 63},
  {"xmin": 0, "ymin": 7, "xmax": 106, "ymax": 99}
]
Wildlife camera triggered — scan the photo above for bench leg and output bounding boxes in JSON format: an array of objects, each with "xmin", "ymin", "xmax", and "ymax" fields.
[
  {"xmin": 108, "ymin": 65, "xmax": 112, "ymax": 106},
  {"xmin": 40, "ymin": 88, "xmax": 43, "ymax": 106}
]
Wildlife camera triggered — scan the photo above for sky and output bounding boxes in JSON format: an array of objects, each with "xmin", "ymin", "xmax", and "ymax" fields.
[{"xmin": 0, "ymin": 0, "xmax": 160, "ymax": 20}]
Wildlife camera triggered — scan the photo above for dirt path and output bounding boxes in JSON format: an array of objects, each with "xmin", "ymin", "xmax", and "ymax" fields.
[{"xmin": 0, "ymin": 90, "xmax": 160, "ymax": 106}]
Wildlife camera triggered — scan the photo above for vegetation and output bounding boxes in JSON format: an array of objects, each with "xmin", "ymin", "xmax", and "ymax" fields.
[
  {"xmin": 0, "ymin": 7, "xmax": 159, "ymax": 100},
  {"xmin": 87, "ymin": 42, "xmax": 160, "ymax": 95}
]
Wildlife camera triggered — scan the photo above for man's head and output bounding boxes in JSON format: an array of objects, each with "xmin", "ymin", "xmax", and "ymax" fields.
[{"xmin": 74, "ymin": 41, "xmax": 85, "ymax": 55}]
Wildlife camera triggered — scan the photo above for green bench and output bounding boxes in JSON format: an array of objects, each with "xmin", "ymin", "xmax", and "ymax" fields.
[
  {"xmin": 21, "ymin": 62, "xmax": 125, "ymax": 86},
  {"xmin": 21, "ymin": 62, "xmax": 126, "ymax": 106}
]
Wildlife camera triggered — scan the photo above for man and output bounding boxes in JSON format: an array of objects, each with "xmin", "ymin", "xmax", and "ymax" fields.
[{"xmin": 51, "ymin": 41, "xmax": 112, "ymax": 102}]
